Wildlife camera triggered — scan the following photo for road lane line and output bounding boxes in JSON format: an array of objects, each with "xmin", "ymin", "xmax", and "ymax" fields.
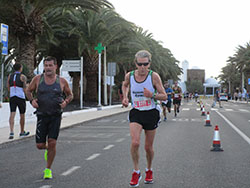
[
  {"xmin": 182, "ymin": 108, "xmax": 190, "ymax": 111},
  {"xmin": 225, "ymin": 109, "xmax": 233, "ymax": 111},
  {"xmin": 61, "ymin": 166, "xmax": 81, "ymax": 176},
  {"xmin": 103, "ymin": 144, "xmax": 114, "ymax": 150},
  {"xmin": 86, "ymin": 153, "xmax": 100, "ymax": 160},
  {"xmin": 216, "ymin": 111, "xmax": 250, "ymax": 145},
  {"xmin": 116, "ymin": 138, "xmax": 125, "ymax": 142},
  {"xmin": 239, "ymin": 109, "xmax": 249, "ymax": 112},
  {"xmin": 39, "ymin": 186, "xmax": 52, "ymax": 188}
]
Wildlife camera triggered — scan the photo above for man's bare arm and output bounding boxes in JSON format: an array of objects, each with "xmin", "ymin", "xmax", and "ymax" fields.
[
  {"xmin": 7, "ymin": 75, "xmax": 10, "ymax": 93},
  {"xmin": 26, "ymin": 75, "xmax": 39, "ymax": 101},
  {"xmin": 62, "ymin": 78, "xmax": 73, "ymax": 104},
  {"xmin": 152, "ymin": 72, "xmax": 167, "ymax": 101},
  {"xmin": 21, "ymin": 74, "xmax": 27, "ymax": 94},
  {"xmin": 122, "ymin": 72, "xmax": 130, "ymax": 107}
]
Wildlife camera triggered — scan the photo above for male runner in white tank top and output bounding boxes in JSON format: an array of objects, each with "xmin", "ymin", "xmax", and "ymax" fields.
[{"xmin": 122, "ymin": 50, "xmax": 167, "ymax": 187}]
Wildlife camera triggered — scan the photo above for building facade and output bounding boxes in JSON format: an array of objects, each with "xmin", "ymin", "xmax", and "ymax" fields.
[{"xmin": 187, "ymin": 69, "xmax": 205, "ymax": 83}]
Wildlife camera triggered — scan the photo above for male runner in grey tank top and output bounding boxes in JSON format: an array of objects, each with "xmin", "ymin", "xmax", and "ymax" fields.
[{"xmin": 27, "ymin": 56, "xmax": 73, "ymax": 179}]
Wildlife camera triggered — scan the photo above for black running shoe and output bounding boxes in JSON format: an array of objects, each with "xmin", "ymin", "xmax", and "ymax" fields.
[
  {"xmin": 9, "ymin": 133, "xmax": 14, "ymax": 139},
  {"xmin": 19, "ymin": 131, "xmax": 30, "ymax": 137}
]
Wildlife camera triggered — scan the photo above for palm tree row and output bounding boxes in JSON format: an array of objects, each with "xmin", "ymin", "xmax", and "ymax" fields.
[
  {"xmin": 0, "ymin": 0, "xmax": 181, "ymax": 103},
  {"xmin": 218, "ymin": 42, "xmax": 250, "ymax": 94}
]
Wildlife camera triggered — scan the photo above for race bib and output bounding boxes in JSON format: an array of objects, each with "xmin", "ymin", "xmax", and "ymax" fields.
[
  {"xmin": 174, "ymin": 94, "xmax": 179, "ymax": 98},
  {"xmin": 134, "ymin": 97, "xmax": 153, "ymax": 110}
]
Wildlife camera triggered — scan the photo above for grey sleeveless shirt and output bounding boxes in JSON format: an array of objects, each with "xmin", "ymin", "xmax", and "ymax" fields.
[{"xmin": 37, "ymin": 74, "xmax": 63, "ymax": 115}]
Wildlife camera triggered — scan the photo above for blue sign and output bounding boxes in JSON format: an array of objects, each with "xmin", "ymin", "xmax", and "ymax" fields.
[
  {"xmin": 1, "ymin": 23, "xmax": 8, "ymax": 55},
  {"xmin": 248, "ymin": 78, "xmax": 250, "ymax": 85}
]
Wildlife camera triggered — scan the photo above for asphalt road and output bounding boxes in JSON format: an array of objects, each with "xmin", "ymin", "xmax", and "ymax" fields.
[{"xmin": 0, "ymin": 99, "xmax": 250, "ymax": 188}]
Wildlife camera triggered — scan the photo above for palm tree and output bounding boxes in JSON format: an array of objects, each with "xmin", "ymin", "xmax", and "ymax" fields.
[
  {"xmin": 68, "ymin": 7, "xmax": 136, "ymax": 102},
  {"xmin": 0, "ymin": 0, "xmax": 112, "ymax": 80}
]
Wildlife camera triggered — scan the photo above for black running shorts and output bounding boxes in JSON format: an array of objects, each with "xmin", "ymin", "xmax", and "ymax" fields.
[
  {"xmin": 129, "ymin": 108, "xmax": 160, "ymax": 130},
  {"xmin": 9, "ymin": 96, "xmax": 26, "ymax": 114},
  {"xmin": 36, "ymin": 114, "xmax": 62, "ymax": 143},
  {"xmin": 173, "ymin": 99, "xmax": 181, "ymax": 105},
  {"xmin": 162, "ymin": 101, "xmax": 171, "ymax": 108}
]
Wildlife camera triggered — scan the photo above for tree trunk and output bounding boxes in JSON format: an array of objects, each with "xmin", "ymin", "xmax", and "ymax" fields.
[
  {"xmin": 16, "ymin": 35, "xmax": 36, "ymax": 81},
  {"xmin": 83, "ymin": 51, "xmax": 99, "ymax": 103},
  {"xmin": 72, "ymin": 72, "xmax": 80, "ymax": 101},
  {"xmin": 85, "ymin": 72, "xmax": 98, "ymax": 102}
]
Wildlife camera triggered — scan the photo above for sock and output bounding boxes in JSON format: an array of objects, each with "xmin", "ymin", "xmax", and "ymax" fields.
[
  {"xmin": 133, "ymin": 169, "xmax": 140, "ymax": 174},
  {"xmin": 146, "ymin": 168, "xmax": 153, "ymax": 172}
]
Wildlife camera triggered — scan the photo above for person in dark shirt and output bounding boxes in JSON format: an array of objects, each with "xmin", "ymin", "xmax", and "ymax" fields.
[
  {"xmin": 7, "ymin": 63, "xmax": 29, "ymax": 139},
  {"xmin": 26, "ymin": 56, "xmax": 73, "ymax": 179}
]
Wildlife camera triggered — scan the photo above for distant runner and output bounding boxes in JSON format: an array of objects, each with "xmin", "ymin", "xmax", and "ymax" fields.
[
  {"xmin": 161, "ymin": 81, "xmax": 173, "ymax": 121},
  {"xmin": 172, "ymin": 81, "xmax": 182, "ymax": 117}
]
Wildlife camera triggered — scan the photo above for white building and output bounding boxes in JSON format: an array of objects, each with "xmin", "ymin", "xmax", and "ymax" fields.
[{"xmin": 178, "ymin": 60, "xmax": 189, "ymax": 92}]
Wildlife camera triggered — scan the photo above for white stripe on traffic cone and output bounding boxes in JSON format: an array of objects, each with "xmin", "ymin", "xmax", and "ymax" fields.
[
  {"xmin": 211, "ymin": 125, "xmax": 223, "ymax": 151},
  {"xmin": 205, "ymin": 112, "xmax": 211, "ymax": 126}
]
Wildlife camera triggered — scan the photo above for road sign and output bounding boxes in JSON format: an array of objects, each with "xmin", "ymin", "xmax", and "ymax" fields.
[
  {"xmin": 108, "ymin": 62, "xmax": 116, "ymax": 76},
  {"xmin": 94, "ymin": 43, "xmax": 105, "ymax": 54},
  {"xmin": 0, "ymin": 23, "xmax": 8, "ymax": 55},
  {"xmin": 248, "ymin": 78, "xmax": 250, "ymax": 85},
  {"xmin": 61, "ymin": 60, "xmax": 81, "ymax": 72}
]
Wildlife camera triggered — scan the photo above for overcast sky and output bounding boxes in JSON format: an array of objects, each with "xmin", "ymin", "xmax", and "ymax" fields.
[{"xmin": 109, "ymin": 0, "xmax": 250, "ymax": 79}]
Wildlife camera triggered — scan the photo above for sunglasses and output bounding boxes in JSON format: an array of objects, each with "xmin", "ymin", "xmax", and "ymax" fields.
[{"xmin": 136, "ymin": 62, "xmax": 150, "ymax": 66}]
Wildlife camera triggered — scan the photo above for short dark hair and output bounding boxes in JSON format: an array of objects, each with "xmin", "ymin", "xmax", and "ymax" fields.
[
  {"xmin": 13, "ymin": 63, "xmax": 22, "ymax": 71},
  {"xmin": 44, "ymin": 56, "xmax": 57, "ymax": 65}
]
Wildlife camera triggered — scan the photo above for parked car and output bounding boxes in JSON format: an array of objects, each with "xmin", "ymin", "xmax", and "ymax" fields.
[{"xmin": 220, "ymin": 93, "xmax": 228, "ymax": 101}]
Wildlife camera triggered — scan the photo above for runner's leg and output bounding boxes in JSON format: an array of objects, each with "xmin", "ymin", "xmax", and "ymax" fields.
[{"xmin": 130, "ymin": 122, "xmax": 143, "ymax": 170}]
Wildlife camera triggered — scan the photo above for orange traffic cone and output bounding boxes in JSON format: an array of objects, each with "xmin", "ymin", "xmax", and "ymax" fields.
[
  {"xmin": 201, "ymin": 106, "xmax": 206, "ymax": 116},
  {"xmin": 205, "ymin": 112, "xmax": 211, "ymax": 126},
  {"xmin": 211, "ymin": 125, "xmax": 223, "ymax": 151}
]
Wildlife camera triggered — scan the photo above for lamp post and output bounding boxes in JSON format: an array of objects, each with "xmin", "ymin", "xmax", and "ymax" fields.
[
  {"xmin": 94, "ymin": 43, "xmax": 105, "ymax": 109},
  {"xmin": 242, "ymin": 64, "xmax": 246, "ymax": 93}
]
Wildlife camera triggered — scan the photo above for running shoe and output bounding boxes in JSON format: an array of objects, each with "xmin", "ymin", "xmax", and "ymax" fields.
[
  {"xmin": 44, "ymin": 149, "xmax": 48, "ymax": 161},
  {"xmin": 175, "ymin": 113, "xmax": 177, "ymax": 117},
  {"xmin": 130, "ymin": 172, "xmax": 141, "ymax": 187},
  {"xmin": 164, "ymin": 117, "xmax": 167, "ymax": 121},
  {"xmin": 43, "ymin": 168, "xmax": 52, "ymax": 179},
  {"xmin": 19, "ymin": 131, "xmax": 30, "ymax": 137},
  {"xmin": 9, "ymin": 133, "xmax": 14, "ymax": 139},
  {"xmin": 144, "ymin": 169, "xmax": 153, "ymax": 184},
  {"xmin": 177, "ymin": 108, "xmax": 180, "ymax": 113}
]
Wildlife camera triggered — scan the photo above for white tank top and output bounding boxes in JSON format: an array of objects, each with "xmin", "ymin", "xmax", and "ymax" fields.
[{"xmin": 130, "ymin": 70, "xmax": 160, "ymax": 111}]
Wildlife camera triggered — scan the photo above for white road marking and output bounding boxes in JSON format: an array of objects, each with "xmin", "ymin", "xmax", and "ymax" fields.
[
  {"xmin": 61, "ymin": 166, "xmax": 81, "ymax": 176},
  {"xmin": 225, "ymin": 109, "xmax": 233, "ymax": 111},
  {"xmin": 187, "ymin": 103, "xmax": 192, "ymax": 106},
  {"xmin": 113, "ymin": 120, "xmax": 119, "ymax": 123},
  {"xmin": 39, "ymin": 186, "xmax": 52, "ymax": 188},
  {"xmin": 211, "ymin": 108, "xmax": 218, "ymax": 111},
  {"xmin": 116, "ymin": 138, "xmax": 125, "ymax": 142},
  {"xmin": 182, "ymin": 108, "xmax": 190, "ymax": 111},
  {"xmin": 216, "ymin": 111, "xmax": 250, "ymax": 145},
  {"xmin": 239, "ymin": 109, "xmax": 249, "ymax": 112},
  {"xmin": 86, "ymin": 153, "xmax": 100, "ymax": 160},
  {"xmin": 103, "ymin": 144, "xmax": 114, "ymax": 150},
  {"xmin": 196, "ymin": 108, "xmax": 201, "ymax": 111},
  {"xmin": 122, "ymin": 120, "xmax": 127, "ymax": 123}
]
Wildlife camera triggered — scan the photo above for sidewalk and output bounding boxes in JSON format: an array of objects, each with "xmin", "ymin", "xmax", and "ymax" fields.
[{"xmin": 0, "ymin": 104, "xmax": 130, "ymax": 145}]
